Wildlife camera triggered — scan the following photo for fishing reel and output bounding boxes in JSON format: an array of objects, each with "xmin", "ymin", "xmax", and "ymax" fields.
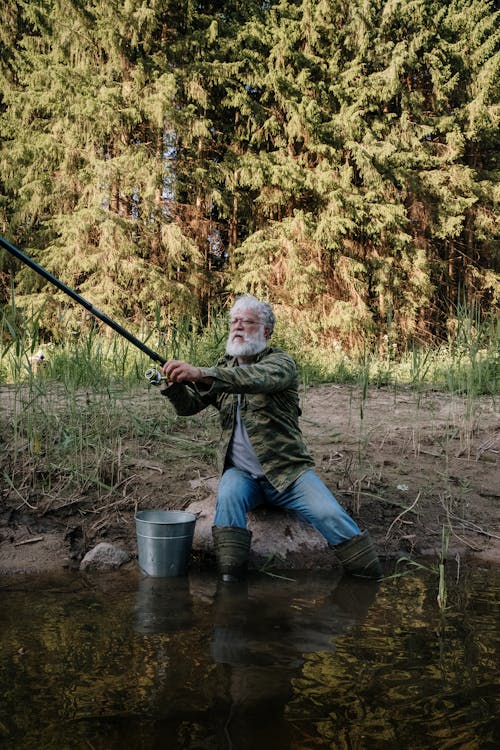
[{"xmin": 145, "ymin": 367, "xmax": 167, "ymax": 386}]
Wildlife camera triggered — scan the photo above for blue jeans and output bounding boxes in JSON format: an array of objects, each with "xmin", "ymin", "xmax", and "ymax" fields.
[{"xmin": 214, "ymin": 467, "xmax": 360, "ymax": 546}]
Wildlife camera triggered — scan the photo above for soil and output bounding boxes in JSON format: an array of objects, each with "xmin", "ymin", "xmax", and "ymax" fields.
[{"xmin": 1, "ymin": 383, "xmax": 499, "ymax": 575}]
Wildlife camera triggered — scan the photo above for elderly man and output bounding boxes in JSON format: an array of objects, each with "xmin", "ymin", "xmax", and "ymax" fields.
[{"xmin": 161, "ymin": 295, "xmax": 382, "ymax": 581}]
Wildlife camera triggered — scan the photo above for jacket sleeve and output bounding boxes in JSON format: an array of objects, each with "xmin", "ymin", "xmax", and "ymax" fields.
[
  {"xmin": 160, "ymin": 382, "xmax": 217, "ymax": 416},
  {"xmin": 198, "ymin": 349, "xmax": 297, "ymax": 395}
]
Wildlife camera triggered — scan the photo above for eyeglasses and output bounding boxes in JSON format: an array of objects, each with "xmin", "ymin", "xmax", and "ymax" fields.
[{"xmin": 229, "ymin": 317, "xmax": 264, "ymax": 327}]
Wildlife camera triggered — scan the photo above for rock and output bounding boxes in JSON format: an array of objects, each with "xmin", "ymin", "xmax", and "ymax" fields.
[
  {"xmin": 186, "ymin": 496, "xmax": 334, "ymax": 570},
  {"xmin": 80, "ymin": 542, "xmax": 130, "ymax": 571}
]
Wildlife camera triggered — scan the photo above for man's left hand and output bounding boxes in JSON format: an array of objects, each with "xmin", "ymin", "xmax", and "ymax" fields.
[{"xmin": 161, "ymin": 360, "xmax": 203, "ymax": 383}]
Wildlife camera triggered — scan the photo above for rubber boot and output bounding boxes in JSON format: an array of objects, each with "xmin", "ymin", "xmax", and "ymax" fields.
[
  {"xmin": 333, "ymin": 530, "xmax": 383, "ymax": 579},
  {"xmin": 212, "ymin": 526, "xmax": 252, "ymax": 583}
]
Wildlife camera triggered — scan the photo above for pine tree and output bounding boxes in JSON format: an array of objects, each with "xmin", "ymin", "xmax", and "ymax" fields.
[
  {"xmin": 0, "ymin": 1, "xmax": 206, "ymax": 333},
  {"xmin": 229, "ymin": 0, "xmax": 499, "ymax": 348},
  {"xmin": 228, "ymin": 0, "xmax": 422, "ymax": 346},
  {"xmin": 0, "ymin": 1, "xmax": 269, "ymax": 332},
  {"xmin": 1, "ymin": 0, "xmax": 497, "ymax": 349},
  {"xmin": 416, "ymin": 0, "xmax": 500, "ymax": 330}
]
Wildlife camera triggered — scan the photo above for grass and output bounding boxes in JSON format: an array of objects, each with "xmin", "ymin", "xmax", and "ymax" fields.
[
  {"xmin": 1, "ymin": 297, "xmax": 498, "ymax": 393},
  {"xmin": 391, "ymin": 524, "xmax": 453, "ymax": 614},
  {"xmin": 1, "ymin": 303, "xmax": 497, "ymax": 498},
  {"xmin": 0, "ymin": 300, "xmax": 497, "ymax": 558},
  {"xmin": 1, "ymin": 371, "xmax": 219, "ymax": 530}
]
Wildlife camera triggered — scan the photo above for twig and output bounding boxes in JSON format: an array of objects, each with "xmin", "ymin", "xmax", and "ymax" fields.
[
  {"xmin": 3, "ymin": 471, "xmax": 38, "ymax": 510},
  {"xmin": 92, "ymin": 491, "xmax": 136, "ymax": 514},
  {"xmin": 14, "ymin": 536, "xmax": 44, "ymax": 547},
  {"xmin": 40, "ymin": 495, "xmax": 87, "ymax": 515},
  {"xmin": 476, "ymin": 437, "xmax": 498, "ymax": 460},
  {"xmin": 97, "ymin": 474, "xmax": 138, "ymax": 504},
  {"xmin": 441, "ymin": 505, "xmax": 500, "ymax": 541},
  {"xmin": 448, "ymin": 527, "xmax": 483, "ymax": 552},
  {"xmin": 385, "ymin": 492, "xmax": 421, "ymax": 541},
  {"xmin": 260, "ymin": 569, "xmax": 297, "ymax": 582},
  {"xmin": 342, "ymin": 489, "xmax": 414, "ymax": 510},
  {"xmin": 89, "ymin": 517, "xmax": 109, "ymax": 534},
  {"xmin": 14, "ymin": 496, "xmax": 38, "ymax": 510}
]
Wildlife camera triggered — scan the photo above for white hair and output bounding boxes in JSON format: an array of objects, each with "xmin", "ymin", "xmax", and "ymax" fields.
[{"xmin": 231, "ymin": 295, "xmax": 275, "ymax": 332}]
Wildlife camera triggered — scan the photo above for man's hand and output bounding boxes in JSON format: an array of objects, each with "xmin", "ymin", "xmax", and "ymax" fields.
[{"xmin": 161, "ymin": 359, "xmax": 204, "ymax": 383}]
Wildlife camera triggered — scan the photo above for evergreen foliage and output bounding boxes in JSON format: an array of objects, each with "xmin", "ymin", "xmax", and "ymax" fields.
[{"xmin": 0, "ymin": 0, "xmax": 498, "ymax": 351}]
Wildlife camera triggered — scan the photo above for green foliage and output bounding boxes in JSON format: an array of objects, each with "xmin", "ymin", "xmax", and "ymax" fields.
[
  {"xmin": 2, "ymin": 301, "xmax": 497, "ymax": 395},
  {"xmin": 0, "ymin": 0, "xmax": 498, "ymax": 351}
]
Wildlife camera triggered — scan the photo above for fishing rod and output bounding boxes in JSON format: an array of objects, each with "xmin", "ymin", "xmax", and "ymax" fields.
[{"xmin": 0, "ymin": 235, "xmax": 167, "ymax": 384}]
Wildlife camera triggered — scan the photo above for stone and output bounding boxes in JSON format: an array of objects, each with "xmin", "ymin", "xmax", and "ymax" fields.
[
  {"xmin": 80, "ymin": 542, "xmax": 130, "ymax": 571},
  {"xmin": 186, "ymin": 496, "xmax": 334, "ymax": 570}
]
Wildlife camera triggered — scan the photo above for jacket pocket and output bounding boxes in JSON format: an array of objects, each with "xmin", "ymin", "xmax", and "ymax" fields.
[{"xmin": 245, "ymin": 393, "xmax": 268, "ymax": 411}]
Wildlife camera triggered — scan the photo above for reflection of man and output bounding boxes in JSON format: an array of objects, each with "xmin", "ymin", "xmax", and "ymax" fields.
[
  {"xmin": 161, "ymin": 295, "xmax": 382, "ymax": 582},
  {"xmin": 210, "ymin": 574, "xmax": 379, "ymax": 746}
]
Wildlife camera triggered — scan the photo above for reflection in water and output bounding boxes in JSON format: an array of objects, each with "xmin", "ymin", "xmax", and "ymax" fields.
[
  {"xmin": 134, "ymin": 576, "xmax": 194, "ymax": 634},
  {"xmin": 210, "ymin": 574, "xmax": 378, "ymax": 749},
  {"xmin": 0, "ymin": 566, "xmax": 498, "ymax": 749}
]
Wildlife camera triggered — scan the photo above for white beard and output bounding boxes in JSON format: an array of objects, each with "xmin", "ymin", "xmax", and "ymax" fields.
[{"xmin": 226, "ymin": 328, "xmax": 268, "ymax": 358}]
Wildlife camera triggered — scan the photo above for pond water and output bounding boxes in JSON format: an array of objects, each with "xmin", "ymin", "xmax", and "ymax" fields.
[{"xmin": 0, "ymin": 564, "xmax": 498, "ymax": 750}]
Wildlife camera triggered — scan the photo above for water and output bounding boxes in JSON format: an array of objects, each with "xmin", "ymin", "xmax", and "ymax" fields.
[{"xmin": 0, "ymin": 565, "xmax": 498, "ymax": 749}]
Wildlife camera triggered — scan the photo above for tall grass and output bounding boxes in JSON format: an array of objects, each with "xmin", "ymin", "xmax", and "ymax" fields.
[
  {"xmin": 0, "ymin": 308, "xmax": 223, "ymax": 520},
  {"xmin": 298, "ymin": 307, "xmax": 498, "ymax": 397},
  {"xmin": 1, "ymin": 297, "xmax": 497, "ymax": 394},
  {"xmin": 0, "ymin": 299, "xmax": 496, "ymax": 566}
]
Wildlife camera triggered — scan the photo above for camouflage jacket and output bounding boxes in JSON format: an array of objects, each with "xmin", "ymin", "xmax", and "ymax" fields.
[{"xmin": 161, "ymin": 347, "xmax": 314, "ymax": 491}]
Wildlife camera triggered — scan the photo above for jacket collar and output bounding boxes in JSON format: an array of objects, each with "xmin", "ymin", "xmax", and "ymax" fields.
[{"xmin": 225, "ymin": 346, "xmax": 273, "ymax": 366}]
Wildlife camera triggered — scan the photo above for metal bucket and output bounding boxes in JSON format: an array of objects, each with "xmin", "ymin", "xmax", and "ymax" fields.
[{"xmin": 135, "ymin": 510, "xmax": 197, "ymax": 577}]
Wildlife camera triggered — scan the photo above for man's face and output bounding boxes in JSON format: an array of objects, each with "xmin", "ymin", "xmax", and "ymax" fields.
[{"xmin": 226, "ymin": 309, "xmax": 268, "ymax": 358}]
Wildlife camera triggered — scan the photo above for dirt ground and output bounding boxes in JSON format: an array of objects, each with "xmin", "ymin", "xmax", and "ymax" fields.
[{"xmin": 0, "ymin": 382, "xmax": 499, "ymax": 574}]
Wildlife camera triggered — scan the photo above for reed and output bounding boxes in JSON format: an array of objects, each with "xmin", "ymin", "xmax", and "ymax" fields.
[
  {"xmin": 1, "ymin": 300, "xmax": 496, "ymax": 547},
  {"xmin": 437, "ymin": 525, "xmax": 450, "ymax": 612},
  {"xmin": 390, "ymin": 522, "xmax": 453, "ymax": 614},
  {"xmin": 2, "ymin": 375, "xmax": 219, "ymax": 522},
  {"xmin": 1, "ymin": 298, "xmax": 498, "ymax": 393}
]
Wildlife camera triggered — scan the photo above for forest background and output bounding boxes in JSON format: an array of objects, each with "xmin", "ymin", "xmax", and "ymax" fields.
[{"xmin": 0, "ymin": 0, "xmax": 498, "ymax": 379}]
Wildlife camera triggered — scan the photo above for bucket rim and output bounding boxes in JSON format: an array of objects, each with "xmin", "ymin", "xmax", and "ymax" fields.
[{"xmin": 135, "ymin": 509, "xmax": 197, "ymax": 524}]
